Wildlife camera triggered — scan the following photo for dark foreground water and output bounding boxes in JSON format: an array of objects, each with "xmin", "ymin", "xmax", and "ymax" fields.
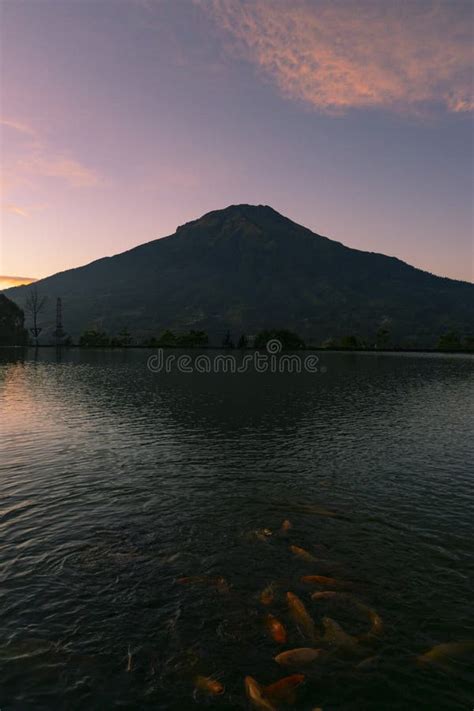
[{"xmin": 0, "ymin": 348, "xmax": 473, "ymax": 710}]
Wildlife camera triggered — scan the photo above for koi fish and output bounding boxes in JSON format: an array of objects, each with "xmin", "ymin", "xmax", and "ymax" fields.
[
  {"xmin": 264, "ymin": 674, "xmax": 305, "ymax": 705},
  {"xmin": 365, "ymin": 608, "xmax": 383, "ymax": 637},
  {"xmin": 194, "ymin": 675, "xmax": 225, "ymax": 695},
  {"xmin": 311, "ymin": 592, "xmax": 383, "ymax": 638},
  {"xmin": 287, "ymin": 592, "xmax": 318, "ymax": 641},
  {"xmin": 281, "ymin": 519, "xmax": 292, "ymax": 532},
  {"xmin": 290, "ymin": 545, "xmax": 318, "ymax": 563},
  {"xmin": 322, "ymin": 617, "xmax": 360, "ymax": 653},
  {"xmin": 355, "ymin": 655, "xmax": 381, "ymax": 671},
  {"xmin": 417, "ymin": 641, "xmax": 474, "ymax": 670},
  {"xmin": 244, "ymin": 676, "xmax": 276, "ymax": 711},
  {"xmin": 265, "ymin": 614, "xmax": 287, "ymax": 644},
  {"xmin": 274, "ymin": 648, "xmax": 322, "ymax": 666}
]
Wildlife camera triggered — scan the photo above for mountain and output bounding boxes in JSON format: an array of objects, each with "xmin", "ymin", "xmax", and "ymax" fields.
[{"xmin": 2, "ymin": 204, "xmax": 473, "ymax": 346}]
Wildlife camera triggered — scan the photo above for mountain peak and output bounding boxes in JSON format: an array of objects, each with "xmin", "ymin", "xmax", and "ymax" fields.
[
  {"xmin": 175, "ymin": 203, "xmax": 288, "ymax": 234},
  {"xmin": 202, "ymin": 203, "xmax": 281, "ymax": 219}
]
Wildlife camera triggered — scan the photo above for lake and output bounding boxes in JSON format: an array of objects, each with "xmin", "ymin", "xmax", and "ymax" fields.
[{"xmin": 0, "ymin": 348, "xmax": 473, "ymax": 710}]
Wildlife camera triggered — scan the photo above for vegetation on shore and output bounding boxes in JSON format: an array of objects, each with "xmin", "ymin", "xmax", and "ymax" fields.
[
  {"xmin": 5, "ymin": 325, "xmax": 469, "ymax": 352},
  {"xmin": 73, "ymin": 326, "xmax": 474, "ymax": 352},
  {"xmin": 1, "ymin": 289, "xmax": 472, "ymax": 353},
  {"xmin": 0, "ymin": 295, "xmax": 28, "ymax": 346}
]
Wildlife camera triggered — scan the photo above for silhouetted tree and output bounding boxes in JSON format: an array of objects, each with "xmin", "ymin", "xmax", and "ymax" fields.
[
  {"xmin": 118, "ymin": 327, "xmax": 133, "ymax": 346},
  {"xmin": 464, "ymin": 336, "xmax": 474, "ymax": 352},
  {"xmin": 79, "ymin": 330, "xmax": 110, "ymax": 347},
  {"xmin": 0, "ymin": 295, "xmax": 27, "ymax": 346},
  {"xmin": 237, "ymin": 333, "xmax": 248, "ymax": 349},
  {"xmin": 438, "ymin": 331, "xmax": 461, "ymax": 351},
  {"xmin": 142, "ymin": 336, "xmax": 159, "ymax": 347},
  {"xmin": 254, "ymin": 329, "xmax": 305, "ymax": 350},
  {"xmin": 176, "ymin": 330, "xmax": 208, "ymax": 347},
  {"xmin": 222, "ymin": 330, "xmax": 234, "ymax": 348},
  {"xmin": 340, "ymin": 335, "xmax": 359, "ymax": 350},
  {"xmin": 25, "ymin": 286, "xmax": 47, "ymax": 346},
  {"xmin": 158, "ymin": 330, "xmax": 177, "ymax": 347},
  {"xmin": 375, "ymin": 327, "xmax": 390, "ymax": 349}
]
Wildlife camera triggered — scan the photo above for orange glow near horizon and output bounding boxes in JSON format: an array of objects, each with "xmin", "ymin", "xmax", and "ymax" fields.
[{"xmin": 0, "ymin": 275, "xmax": 37, "ymax": 290}]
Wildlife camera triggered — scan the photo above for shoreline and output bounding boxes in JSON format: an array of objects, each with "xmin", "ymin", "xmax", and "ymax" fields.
[{"xmin": 2, "ymin": 345, "xmax": 473, "ymax": 355}]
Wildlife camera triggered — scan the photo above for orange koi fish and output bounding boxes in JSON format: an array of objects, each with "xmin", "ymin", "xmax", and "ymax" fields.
[
  {"xmin": 311, "ymin": 590, "xmax": 340, "ymax": 599},
  {"xmin": 311, "ymin": 591, "xmax": 383, "ymax": 638},
  {"xmin": 244, "ymin": 676, "xmax": 276, "ymax": 711},
  {"xmin": 274, "ymin": 648, "xmax": 322, "ymax": 666},
  {"xmin": 264, "ymin": 674, "xmax": 305, "ymax": 704},
  {"xmin": 194, "ymin": 675, "xmax": 225, "ymax": 695},
  {"xmin": 265, "ymin": 614, "xmax": 287, "ymax": 644},
  {"xmin": 416, "ymin": 641, "xmax": 474, "ymax": 670},
  {"xmin": 287, "ymin": 592, "xmax": 317, "ymax": 641},
  {"xmin": 290, "ymin": 545, "xmax": 318, "ymax": 563},
  {"xmin": 322, "ymin": 617, "xmax": 360, "ymax": 653}
]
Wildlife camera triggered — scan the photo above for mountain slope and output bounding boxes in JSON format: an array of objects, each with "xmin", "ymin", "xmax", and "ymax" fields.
[{"xmin": 3, "ymin": 204, "xmax": 473, "ymax": 345}]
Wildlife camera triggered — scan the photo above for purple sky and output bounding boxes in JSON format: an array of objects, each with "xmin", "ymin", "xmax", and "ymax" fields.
[{"xmin": 1, "ymin": 0, "xmax": 473, "ymax": 284}]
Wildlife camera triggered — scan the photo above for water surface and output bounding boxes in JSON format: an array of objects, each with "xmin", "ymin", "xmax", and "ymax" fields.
[{"xmin": 1, "ymin": 348, "xmax": 473, "ymax": 710}]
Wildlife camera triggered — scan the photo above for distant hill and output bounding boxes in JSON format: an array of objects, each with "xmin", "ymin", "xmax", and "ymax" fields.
[{"xmin": 3, "ymin": 204, "xmax": 473, "ymax": 346}]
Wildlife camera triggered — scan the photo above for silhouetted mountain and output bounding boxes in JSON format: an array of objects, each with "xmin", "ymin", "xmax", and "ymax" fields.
[{"xmin": 3, "ymin": 204, "xmax": 473, "ymax": 346}]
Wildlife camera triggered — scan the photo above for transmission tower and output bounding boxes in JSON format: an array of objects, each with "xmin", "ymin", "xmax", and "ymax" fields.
[{"xmin": 53, "ymin": 297, "xmax": 66, "ymax": 345}]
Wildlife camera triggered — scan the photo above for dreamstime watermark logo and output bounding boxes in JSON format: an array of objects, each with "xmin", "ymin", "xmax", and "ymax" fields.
[{"xmin": 147, "ymin": 339, "xmax": 327, "ymax": 375}]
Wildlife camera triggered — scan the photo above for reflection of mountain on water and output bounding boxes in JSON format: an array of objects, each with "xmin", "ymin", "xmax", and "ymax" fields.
[{"xmin": 1, "ymin": 348, "xmax": 472, "ymax": 503}]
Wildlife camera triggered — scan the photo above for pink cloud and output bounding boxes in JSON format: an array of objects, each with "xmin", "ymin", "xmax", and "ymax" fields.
[
  {"xmin": 1, "ymin": 116, "xmax": 102, "ymax": 208},
  {"xmin": 19, "ymin": 155, "xmax": 101, "ymax": 188},
  {"xmin": 0, "ymin": 118, "xmax": 37, "ymax": 137},
  {"xmin": 201, "ymin": 0, "xmax": 474, "ymax": 115},
  {"xmin": 2, "ymin": 202, "xmax": 29, "ymax": 217}
]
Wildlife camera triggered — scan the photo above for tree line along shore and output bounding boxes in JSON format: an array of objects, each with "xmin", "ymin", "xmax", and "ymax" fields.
[{"xmin": 0, "ymin": 295, "xmax": 472, "ymax": 353}]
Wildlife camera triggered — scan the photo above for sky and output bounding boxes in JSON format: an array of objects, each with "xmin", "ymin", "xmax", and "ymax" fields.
[{"xmin": 0, "ymin": 0, "xmax": 473, "ymax": 284}]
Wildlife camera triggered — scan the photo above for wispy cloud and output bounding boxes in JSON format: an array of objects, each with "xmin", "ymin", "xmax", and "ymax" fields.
[
  {"xmin": 0, "ymin": 118, "xmax": 37, "ymax": 137},
  {"xmin": 1, "ymin": 117, "xmax": 102, "ymax": 196},
  {"xmin": 18, "ymin": 155, "xmax": 101, "ymax": 188},
  {"xmin": 201, "ymin": 0, "xmax": 474, "ymax": 115},
  {"xmin": 3, "ymin": 202, "xmax": 29, "ymax": 217}
]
